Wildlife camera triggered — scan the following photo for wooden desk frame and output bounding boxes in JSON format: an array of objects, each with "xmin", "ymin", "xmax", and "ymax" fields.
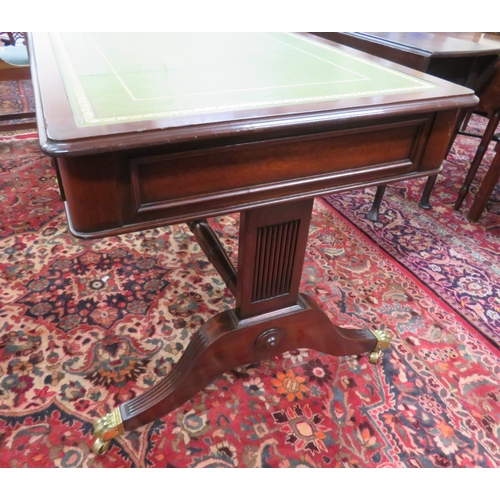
[{"xmin": 28, "ymin": 33, "xmax": 477, "ymax": 454}]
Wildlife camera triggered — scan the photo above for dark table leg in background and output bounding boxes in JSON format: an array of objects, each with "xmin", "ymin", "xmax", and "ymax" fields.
[
  {"xmin": 366, "ymin": 174, "xmax": 439, "ymax": 219},
  {"xmin": 367, "ymin": 172, "xmax": 443, "ymax": 219},
  {"xmin": 367, "ymin": 110, "xmax": 468, "ymax": 220},
  {"xmin": 367, "ymin": 185, "xmax": 387, "ymax": 222},
  {"xmin": 419, "ymin": 174, "xmax": 438, "ymax": 210}
]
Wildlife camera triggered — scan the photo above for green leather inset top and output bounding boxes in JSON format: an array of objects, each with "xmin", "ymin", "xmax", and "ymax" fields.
[{"xmin": 49, "ymin": 32, "xmax": 435, "ymax": 127}]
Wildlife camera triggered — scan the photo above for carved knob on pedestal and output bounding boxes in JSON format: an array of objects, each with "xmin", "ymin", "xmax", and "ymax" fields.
[{"xmin": 255, "ymin": 328, "xmax": 284, "ymax": 351}]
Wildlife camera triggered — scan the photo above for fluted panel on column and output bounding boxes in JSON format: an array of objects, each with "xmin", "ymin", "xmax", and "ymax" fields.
[{"xmin": 252, "ymin": 219, "xmax": 300, "ymax": 302}]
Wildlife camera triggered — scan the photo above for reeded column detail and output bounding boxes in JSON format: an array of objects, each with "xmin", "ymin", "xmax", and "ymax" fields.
[
  {"xmin": 252, "ymin": 219, "xmax": 300, "ymax": 302},
  {"xmin": 236, "ymin": 199, "xmax": 314, "ymax": 319}
]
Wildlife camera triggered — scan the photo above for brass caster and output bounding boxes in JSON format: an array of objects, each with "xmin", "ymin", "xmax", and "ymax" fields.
[
  {"xmin": 369, "ymin": 350, "xmax": 382, "ymax": 364},
  {"xmin": 368, "ymin": 330, "xmax": 391, "ymax": 364},
  {"xmin": 92, "ymin": 407, "xmax": 125, "ymax": 455},
  {"xmin": 92, "ymin": 437, "xmax": 111, "ymax": 455}
]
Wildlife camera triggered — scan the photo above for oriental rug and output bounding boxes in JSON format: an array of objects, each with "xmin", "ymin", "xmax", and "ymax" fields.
[
  {"xmin": 0, "ymin": 134, "xmax": 499, "ymax": 468},
  {"xmin": 324, "ymin": 115, "xmax": 500, "ymax": 349},
  {"xmin": 0, "ymin": 80, "xmax": 35, "ymax": 131}
]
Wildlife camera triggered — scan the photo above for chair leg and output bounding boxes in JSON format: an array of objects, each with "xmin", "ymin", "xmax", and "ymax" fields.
[
  {"xmin": 467, "ymin": 142, "xmax": 500, "ymax": 222},
  {"xmin": 454, "ymin": 111, "xmax": 500, "ymax": 211}
]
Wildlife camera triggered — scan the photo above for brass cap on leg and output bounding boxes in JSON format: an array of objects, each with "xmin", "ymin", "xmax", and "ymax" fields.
[
  {"xmin": 92, "ymin": 407, "xmax": 125, "ymax": 455},
  {"xmin": 369, "ymin": 330, "xmax": 391, "ymax": 364}
]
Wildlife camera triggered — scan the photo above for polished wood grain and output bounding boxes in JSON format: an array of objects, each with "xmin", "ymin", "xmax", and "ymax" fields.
[
  {"xmin": 119, "ymin": 199, "xmax": 380, "ymax": 430},
  {"xmin": 50, "ymin": 110, "xmax": 463, "ymax": 238},
  {"xmin": 236, "ymin": 200, "xmax": 313, "ymax": 318}
]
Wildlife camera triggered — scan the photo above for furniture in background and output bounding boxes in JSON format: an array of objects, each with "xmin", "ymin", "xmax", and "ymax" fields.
[
  {"xmin": 454, "ymin": 60, "xmax": 500, "ymax": 221},
  {"xmin": 1, "ymin": 32, "xmax": 26, "ymax": 46},
  {"xmin": 467, "ymin": 140, "xmax": 500, "ymax": 222},
  {"xmin": 312, "ymin": 32, "xmax": 500, "ymax": 220},
  {"xmin": 0, "ymin": 32, "xmax": 36, "ymax": 131}
]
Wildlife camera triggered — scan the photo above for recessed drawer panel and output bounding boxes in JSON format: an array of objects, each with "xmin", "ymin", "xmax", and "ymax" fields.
[{"xmin": 130, "ymin": 118, "xmax": 428, "ymax": 215}]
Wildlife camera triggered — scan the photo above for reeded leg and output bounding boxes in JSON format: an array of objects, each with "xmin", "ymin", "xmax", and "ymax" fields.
[
  {"xmin": 367, "ymin": 185, "xmax": 387, "ymax": 222},
  {"xmin": 92, "ymin": 199, "xmax": 391, "ymax": 454}
]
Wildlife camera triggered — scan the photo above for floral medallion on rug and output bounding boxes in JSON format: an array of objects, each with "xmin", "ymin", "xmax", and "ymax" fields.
[{"xmin": 0, "ymin": 134, "xmax": 499, "ymax": 468}]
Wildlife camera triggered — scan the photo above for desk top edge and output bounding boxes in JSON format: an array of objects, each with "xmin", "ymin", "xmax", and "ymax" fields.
[{"xmin": 29, "ymin": 32, "xmax": 478, "ymax": 156}]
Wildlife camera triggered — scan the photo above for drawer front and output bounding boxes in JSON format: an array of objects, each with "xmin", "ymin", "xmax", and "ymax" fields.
[
  {"xmin": 58, "ymin": 111, "xmax": 455, "ymax": 238},
  {"xmin": 131, "ymin": 118, "xmax": 429, "ymax": 216}
]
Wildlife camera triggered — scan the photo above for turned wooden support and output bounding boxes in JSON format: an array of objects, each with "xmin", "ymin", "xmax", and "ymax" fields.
[{"xmin": 188, "ymin": 219, "xmax": 238, "ymax": 295}]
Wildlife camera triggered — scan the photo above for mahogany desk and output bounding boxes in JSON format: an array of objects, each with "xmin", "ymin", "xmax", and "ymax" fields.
[
  {"xmin": 28, "ymin": 32, "xmax": 477, "ymax": 454},
  {"xmin": 312, "ymin": 32, "xmax": 500, "ymax": 217}
]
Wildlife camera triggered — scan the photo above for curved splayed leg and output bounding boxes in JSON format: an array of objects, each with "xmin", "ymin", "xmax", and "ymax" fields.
[{"xmin": 91, "ymin": 294, "xmax": 391, "ymax": 454}]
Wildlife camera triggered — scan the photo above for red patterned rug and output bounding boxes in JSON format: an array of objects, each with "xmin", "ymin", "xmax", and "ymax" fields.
[{"xmin": 0, "ymin": 130, "xmax": 499, "ymax": 468}]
